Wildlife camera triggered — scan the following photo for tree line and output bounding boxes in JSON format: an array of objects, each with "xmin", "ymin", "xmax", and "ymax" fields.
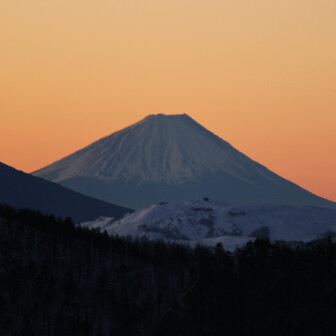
[{"xmin": 1, "ymin": 203, "xmax": 336, "ymax": 335}]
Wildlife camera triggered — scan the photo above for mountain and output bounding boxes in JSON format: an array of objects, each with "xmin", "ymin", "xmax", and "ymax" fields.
[
  {"xmin": 0, "ymin": 162, "xmax": 131, "ymax": 222},
  {"xmin": 33, "ymin": 114, "xmax": 335, "ymax": 209},
  {"xmin": 81, "ymin": 201, "xmax": 336, "ymax": 250}
]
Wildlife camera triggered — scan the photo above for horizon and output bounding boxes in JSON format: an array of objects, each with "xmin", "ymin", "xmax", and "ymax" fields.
[
  {"xmin": 1, "ymin": 1, "xmax": 335, "ymax": 202},
  {"xmin": 2, "ymin": 112, "xmax": 336, "ymax": 203}
]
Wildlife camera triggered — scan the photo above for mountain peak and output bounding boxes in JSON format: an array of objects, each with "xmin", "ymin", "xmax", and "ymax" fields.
[
  {"xmin": 35, "ymin": 113, "xmax": 226, "ymax": 185},
  {"xmin": 142, "ymin": 113, "xmax": 192, "ymax": 123},
  {"xmin": 33, "ymin": 115, "xmax": 336, "ymax": 209},
  {"xmin": 144, "ymin": 113, "xmax": 189, "ymax": 118}
]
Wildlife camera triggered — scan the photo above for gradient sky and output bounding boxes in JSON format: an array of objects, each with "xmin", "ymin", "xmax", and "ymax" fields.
[{"xmin": 1, "ymin": 0, "xmax": 335, "ymax": 202}]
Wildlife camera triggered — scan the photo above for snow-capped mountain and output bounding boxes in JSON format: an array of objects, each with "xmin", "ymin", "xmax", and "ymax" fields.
[
  {"xmin": 33, "ymin": 114, "xmax": 335, "ymax": 209},
  {"xmin": 81, "ymin": 201, "xmax": 336, "ymax": 251}
]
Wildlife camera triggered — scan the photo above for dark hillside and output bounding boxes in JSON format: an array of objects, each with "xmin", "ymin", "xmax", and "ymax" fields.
[
  {"xmin": 1, "ymin": 204, "xmax": 336, "ymax": 335},
  {"xmin": 0, "ymin": 162, "xmax": 131, "ymax": 222}
]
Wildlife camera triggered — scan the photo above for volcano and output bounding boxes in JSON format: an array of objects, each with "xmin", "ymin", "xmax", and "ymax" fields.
[{"xmin": 33, "ymin": 114, "xmax": 335, "ymax": 209}]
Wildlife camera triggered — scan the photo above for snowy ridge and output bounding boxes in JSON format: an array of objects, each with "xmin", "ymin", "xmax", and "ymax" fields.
[{"xmin": 80, "ymin": 201, "xmax": 336, "ymax": 250}]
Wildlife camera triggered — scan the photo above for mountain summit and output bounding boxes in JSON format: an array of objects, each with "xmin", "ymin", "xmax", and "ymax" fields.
[{"xmin": 33, "ymin": 114, "xmax": 335, "ymax": 209}]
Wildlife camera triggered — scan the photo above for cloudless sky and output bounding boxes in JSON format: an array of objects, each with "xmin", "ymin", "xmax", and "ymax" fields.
[{"xmin": 1, "ymin": 0, "xmax": 335, "ymax": 201}]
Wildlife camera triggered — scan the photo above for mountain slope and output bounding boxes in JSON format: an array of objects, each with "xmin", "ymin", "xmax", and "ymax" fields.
[
  {"xmin": 81, "ymin": 201, "xmax": 336, "ymax": 250},
  {"xmin": 33, "ymin": 114, "xmax": 335, "ymax": 209},
  {"xmin": 0, "ymin": 162, "xmax": 131, "ymax": 222}
]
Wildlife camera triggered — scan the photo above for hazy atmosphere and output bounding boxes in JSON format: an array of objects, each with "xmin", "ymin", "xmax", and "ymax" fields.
[
  {"xmin": 1, "ymin": 0, "xmax": 335, "ymax": 201},
  {"xmin": 2, "ymin": 3, "xmax": 336, "ymax": 335}
]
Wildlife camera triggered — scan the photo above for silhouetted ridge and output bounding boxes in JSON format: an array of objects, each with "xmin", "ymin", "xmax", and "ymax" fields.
[{"xmin": 0, "ymin": 162, "xmax": 131, "ymax": 222}]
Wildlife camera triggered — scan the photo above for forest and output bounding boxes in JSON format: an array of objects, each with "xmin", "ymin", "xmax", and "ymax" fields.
[{"xmin": 1, "ymin": 203, "xmax": 336, "ymax": 336}]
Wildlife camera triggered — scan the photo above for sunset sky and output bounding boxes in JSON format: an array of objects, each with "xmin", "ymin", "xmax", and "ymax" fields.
[{"xmin": 1, "ymin": 0, "xmax": 335, "ymax": 201}]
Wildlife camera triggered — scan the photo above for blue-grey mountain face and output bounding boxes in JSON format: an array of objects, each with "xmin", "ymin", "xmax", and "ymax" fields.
[
  {"xmin": 0, "ymin": 162, "xmax": 131, "ymax": 222},
  {"xmin": 33, "ymin": 114, "xmax": 335, "ymax": 209}
]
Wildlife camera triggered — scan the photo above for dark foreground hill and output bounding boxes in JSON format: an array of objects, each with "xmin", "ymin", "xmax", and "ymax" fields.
[
  {"xmin": 0, "ymin": 162, "xmax": 131, "ymax": 222},
  {"xmin": 1, "ymin": 204, "xmax": 336, "ymax": 336}
]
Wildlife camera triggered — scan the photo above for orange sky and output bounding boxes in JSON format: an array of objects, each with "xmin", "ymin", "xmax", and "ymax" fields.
[{"xmin": 1, "ymin": 0, "xmax": 335, "ymax": 202}]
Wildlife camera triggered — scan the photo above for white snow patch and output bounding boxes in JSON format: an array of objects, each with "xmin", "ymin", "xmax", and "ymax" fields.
[{"xmin": 80, "ymin": 201, "xmax": 336, "ymax": 251}]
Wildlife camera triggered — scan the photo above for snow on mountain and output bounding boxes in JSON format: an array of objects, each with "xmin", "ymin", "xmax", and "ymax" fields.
[
  {"xmin": 33, "ymin": 114, "xmax": 336, "ymax": 209},
  {"xmin": 80, "ymin": 201, "xmax": 336, "ymax": 251},
  {"xmin": 34, "ymin": 114, "xmax": 234, "ymax": 184}
]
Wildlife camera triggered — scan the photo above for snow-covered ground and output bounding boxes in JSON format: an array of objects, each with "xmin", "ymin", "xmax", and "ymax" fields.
[{"xmin": 81, "ymin": 201, "xmax": 336, "ymax": 250}]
